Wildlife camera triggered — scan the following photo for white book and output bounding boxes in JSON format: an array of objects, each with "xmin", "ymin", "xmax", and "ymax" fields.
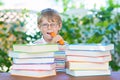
[
  {"xmin": 66, "ymin": 69, "xmax": 111, "ymax": 76},
  {"xmin": 66, "ymin": 55, "xmax": 111, "ymax": 63},
  {"xmin": 67, "ymin": 62, "xmax": 109, "ymax": 70},
  {"xmin": 68, "ymin": 44, "xmax": 114, "ymax": 51},
  {"xmin": 9, "ymin": 51, "xmax": 54, "ymax": 58},
  {"xmin": 66, "ymin": 50, "xmax": 111, "ymax": 57},
  {"xmin": 10, "ymin": 70, "xmax": 56, "ymax": 77},
  {"xmin": 13, "ymin": 44, "xmax": 59, "ymax": 53},
  {"xmin": 11, "ymin": 63, "xmax": 55, "ymax": 70},
  {"xmin": 13, "ymin": 57, "xmax": 54, "ymax": 64}
]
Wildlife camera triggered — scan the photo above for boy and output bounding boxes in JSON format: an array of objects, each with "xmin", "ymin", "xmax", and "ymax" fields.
[
  {"xmin": 34, "ymin": 8, "xmax": 64, "ymax": 45},
  {"xmin": 34, "ymin": 8, "xmax": 66, "ymax": 72}
]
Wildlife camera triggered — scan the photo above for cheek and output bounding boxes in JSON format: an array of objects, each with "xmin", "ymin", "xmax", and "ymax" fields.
[
  {"xmin": 40, "ymin": 28, "xmax": 47, "ymax": 34},
  {"xmin": 53, "ymin": 28, "xmax": 59, "ymax": 34}
]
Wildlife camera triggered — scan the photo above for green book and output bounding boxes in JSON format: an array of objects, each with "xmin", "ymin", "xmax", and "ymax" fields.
[{"xmin": 13, "ymin": 44, "xmax": 59, "ymax": 53}]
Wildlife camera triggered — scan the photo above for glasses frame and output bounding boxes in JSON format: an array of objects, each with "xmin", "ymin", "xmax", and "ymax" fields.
[{"xmin": 40, "ymin": 22, "xmax": 58, "ymax": 29}]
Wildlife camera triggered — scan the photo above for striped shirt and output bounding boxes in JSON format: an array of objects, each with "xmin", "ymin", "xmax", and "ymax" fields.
[
  {"xmin": 33, "ymin": 36, "xmax": 68, "ymax": 51},
  {"xmin": 33, "ymin": 36, "xmax": 47, "ymax": 44}
]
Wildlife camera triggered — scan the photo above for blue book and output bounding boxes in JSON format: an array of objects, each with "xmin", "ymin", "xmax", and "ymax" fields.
[{"xmin": 68, "ymin": 43, "xmax": 114, "ymax": 51}]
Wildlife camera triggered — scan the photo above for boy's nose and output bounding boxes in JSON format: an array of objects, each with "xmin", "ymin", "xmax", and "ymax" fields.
[{"xmin": 48, "ymin": 25, "xmax": 52, "ymax": 29}]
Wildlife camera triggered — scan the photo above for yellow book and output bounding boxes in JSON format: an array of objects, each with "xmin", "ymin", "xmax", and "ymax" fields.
[{"xmin": 67, "ymin": 62, "xmax": 109, "ymax": 70}]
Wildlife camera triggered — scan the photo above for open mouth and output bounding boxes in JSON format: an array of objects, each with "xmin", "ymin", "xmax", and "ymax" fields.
[{"xmin": 47, "ymin": 32, "xmax": 51, "ymax": 35}]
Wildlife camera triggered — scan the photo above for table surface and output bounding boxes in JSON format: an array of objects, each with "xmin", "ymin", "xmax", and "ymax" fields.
[{"xmin": 0, "ymin": 71, "xmax": 120, "ymax": 80}]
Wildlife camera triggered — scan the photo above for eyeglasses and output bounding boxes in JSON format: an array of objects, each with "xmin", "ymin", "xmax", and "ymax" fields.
[{"xmin": 40, "ymin": 23, "xmax": 58, "ymax": 28}]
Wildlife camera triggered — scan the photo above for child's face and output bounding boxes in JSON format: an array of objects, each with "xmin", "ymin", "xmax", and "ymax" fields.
[{"xmin": 39, "ymin": 18, "xmax": 62, "ymax": 42}]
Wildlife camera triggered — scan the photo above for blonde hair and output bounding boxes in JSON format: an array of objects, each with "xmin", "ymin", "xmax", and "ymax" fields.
[{"xmin": 37, "ymin": 8, "xmax": 62, "ymax": 26}]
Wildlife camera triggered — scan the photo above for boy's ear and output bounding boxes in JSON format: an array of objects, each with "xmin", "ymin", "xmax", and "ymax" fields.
[
  {"xmin": 38, "ymin": 25, "xmax": 41, "ymax": 31},
  {"xmin": 58, "ymin": 23, "xmax": 62, "ymax": 30}
]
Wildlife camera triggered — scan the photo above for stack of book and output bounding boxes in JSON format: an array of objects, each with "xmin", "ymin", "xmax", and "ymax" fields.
[
  {"xmin": 65, "ymin": 43, "xmax": 114, "ymax": 76},
  {"xmin": 9, "ymin": 44, "xmax": 59, "ymax": 77},
  {"xmin": 54, "ymin": 45, "xmax": 66, "ymax": 72},
  {"xmin": 54, "ymin": 51, "xmax": 66, "ymax": 72}
]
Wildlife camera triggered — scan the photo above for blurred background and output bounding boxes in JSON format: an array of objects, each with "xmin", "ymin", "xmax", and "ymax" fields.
[{"xmin": 0, "ymin": 0, "xmax": 120, "ymax": 72}]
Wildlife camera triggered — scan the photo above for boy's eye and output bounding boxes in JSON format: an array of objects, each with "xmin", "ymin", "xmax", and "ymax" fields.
[
  {"xmin": 41, "ymin": 23, "xmax": 57, "ymax": 28},
  {"xmin": 50, "ymin": 23, "xmax": 56, "ymax": 27},
  {"xmin": 41, "ymin": 24, "xmax": 48, "ymax": 27}
]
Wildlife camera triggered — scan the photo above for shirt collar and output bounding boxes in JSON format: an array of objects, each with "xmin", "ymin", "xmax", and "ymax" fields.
[{"xmin": 41, "ymin": 36, "xmax": 48, "ymax": 44}]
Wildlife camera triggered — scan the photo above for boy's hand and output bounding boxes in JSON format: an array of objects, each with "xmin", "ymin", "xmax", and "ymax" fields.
[
  {"xmin": 50, "ymin": 32, "xmax": 64, "ymax": 45},
  {"xmin": 50, "ymin": 35, "xmax": 64, "ymax": 45}
]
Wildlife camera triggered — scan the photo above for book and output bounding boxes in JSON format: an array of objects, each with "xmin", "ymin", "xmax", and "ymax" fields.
[
  {"xmin": 54, "ymin": 51, "xmax": 65, "ymax": 60},
  {"xmin": 13, "ymin": 57, "xmax": 54, "ymax": 64},
  {"xmin": 56, "ymin": 62, "xmax": 65, "ymax": 68},
  {"xmin": 66, "ymin": 50, "xmax": 111, "ymax": 57},
  {"xmin": 13, "ymin": 44, "xmax": 59, "ymax": 53},
  {"xmin": 11, "ymin": 63, "xmax": 55, "ymax": 70},
  {"xmin": 10, "ymin": 70, "xmax": 56, "ymax": 77},
  {"xmin": 66, "ymin": 62, "xmax": 109, "ymax": 70},
  {"xmin": 54, "ymin": 51, "xmax": 66, "ymax": 72},
  {"xmin": 56, "ymin": 69, "xmax": 66, "ymax": 72},
  {"xmin": 66, "ymin": 55, "xmax": 111, "ymax": 63},
  {"xmin": 9, "ymin": 51, "xmax": 54, "ymax": 58},
  {"xmin": 68, "ymin": 44, "xmax": 114, "ymax": 51},
  {"xmin": 66, "ymin": 69, "xmax": 111, "ymax": 76}
]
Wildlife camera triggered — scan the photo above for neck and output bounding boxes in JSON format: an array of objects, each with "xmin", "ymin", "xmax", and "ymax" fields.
[{"xmin": 43, "ymin": 36, "xmax": 52, "ymax": 43}]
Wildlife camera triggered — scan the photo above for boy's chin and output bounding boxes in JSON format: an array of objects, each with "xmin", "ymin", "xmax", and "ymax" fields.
[
  {"xmin": 46, "ymin": 36, "xmax": 52, "ymax": 40},
  {"xmin": 47, "ymin": 35, "xmax": 52, "ymax": 39}
]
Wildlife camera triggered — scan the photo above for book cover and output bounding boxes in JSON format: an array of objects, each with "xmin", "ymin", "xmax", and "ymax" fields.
[
  {"xmin": 13, "ymin": 57, "xmax": 54, "ymax": 64},
  {"xmin": 66, "ymin": 62, "xmax": 109, "ymax": 70},
  {"xmin": 66, "ymin": 50, "xmax": 111, "ymax": 57},
  {"xmin": 66, "ymin": 69, "xmax": 111, "ymax": 76},
  {"xmin": 68, "ymin": 44, "xmax": 114, "ymax": 51},
  {"xmin": 66, "ymin": 55, "xmax": 111, "ymax": 63},
  {"xmin": 13, "ymin": 44, "xmax": 59, "ymax": 53},
  {"xmin": 10, "ymin": 70, "xmax": 56, "ymax": 78},
  {"xmin": 9, "ymin": 51, "xmax": 54, "ymax": 58},
  {"xmin": 11, "ymin": 63, "xmax": 56, "ymax": 70}
]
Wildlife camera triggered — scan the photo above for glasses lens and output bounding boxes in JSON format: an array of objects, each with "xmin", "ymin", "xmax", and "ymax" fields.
[{"xmin": 41, "ymin": 23, "xmax": 57, "ymax": 28}]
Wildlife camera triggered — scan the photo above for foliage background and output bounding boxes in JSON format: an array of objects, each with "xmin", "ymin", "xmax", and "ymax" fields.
[
  {"xmin": 60, "ymin": 0, "xmax": 120, "ymax": 71},
  {"xmin": 0, "ymin": 0, "xmax": 120, "ymax": 72}
]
